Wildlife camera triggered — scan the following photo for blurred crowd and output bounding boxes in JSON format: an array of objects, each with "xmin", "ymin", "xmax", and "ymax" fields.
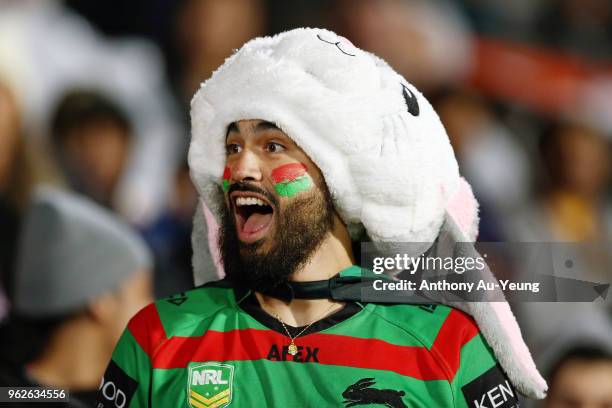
[{"xmin": 0, "ymin": 0, "xmax": 610, "ymax": 406}]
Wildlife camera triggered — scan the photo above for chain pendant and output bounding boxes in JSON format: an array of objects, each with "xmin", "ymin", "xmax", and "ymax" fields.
[{"xmin": 274, "ymin": 303, "xmax": 337, "ymax": 358}]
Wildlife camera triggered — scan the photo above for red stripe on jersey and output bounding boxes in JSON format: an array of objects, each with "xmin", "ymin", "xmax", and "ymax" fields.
[
  {"xmin": 151, "ymin": 328, "xmax": 450, "ymax": 380},
  {"xmin": 430, "ymin": 309, "xmax": 479, "ymax": 380},
  {"xmin": 128, "ymin": 303, "xmax": 167, "ymax": 357}
]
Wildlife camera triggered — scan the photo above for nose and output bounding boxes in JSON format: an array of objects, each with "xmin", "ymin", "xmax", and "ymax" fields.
[{"xmin": 230, "ymin": 150, "xmax": 263, "ymax": 183}]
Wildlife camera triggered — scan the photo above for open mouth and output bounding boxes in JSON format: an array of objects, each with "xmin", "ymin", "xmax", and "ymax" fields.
[{"xmin": 231, "ymin": 192, "xmax": 275, "ymax": 243}]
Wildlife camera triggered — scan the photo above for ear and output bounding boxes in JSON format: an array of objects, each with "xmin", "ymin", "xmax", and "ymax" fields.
[
  {"xmin": 88, "ymin": 291, "xmax": 119, "ymax": 323},
  {"xmin": 445, "ymin": 177, "xmax": 479, "ymax": 242}
]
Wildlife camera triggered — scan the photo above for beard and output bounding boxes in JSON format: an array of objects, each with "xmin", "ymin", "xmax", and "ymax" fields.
[{"xmin": 219, "ymin": 181, "xmax": 335, "ymax": 293}]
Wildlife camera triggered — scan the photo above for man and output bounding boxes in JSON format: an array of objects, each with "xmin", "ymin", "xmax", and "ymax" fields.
[
  {"xmin": 534, "ymin": 311, "xmax": 612, "ymax": 408},
  {"xmin": 544, "ymin": 346, "xmax": 612, "ymax": 408},
  {"xmin": 0, "ymin": 187, "xmax": 153, "ymax": 407},
  {"xmin": 51, "ymin": 90, "xmax": 133, "ymax": 210},
  {"xmin": 98, "ymin": 28, "xmax": 546, "ymax": 407}
]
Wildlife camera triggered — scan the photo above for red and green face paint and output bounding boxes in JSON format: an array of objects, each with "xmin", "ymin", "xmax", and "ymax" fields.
[
  {"xmin": 223, "ymin": 163, "xmax": 312, "ymax": 197},
  {"xmin": 222, "ymin": 166, "xmax": 231, "ymax": 192},
  {"xmin": 271, "ymin": 163, "xmax": 313, "ymax": 197}
]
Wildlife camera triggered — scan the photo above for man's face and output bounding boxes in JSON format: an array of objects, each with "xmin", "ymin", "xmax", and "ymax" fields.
[
  {"xmin": 63, "ymin": 120, "xmax": 130, "ymax": 203},
  {"xmin": 219, "ymin": 119, "xmax": 334, "ymax": 292},
  {"xmin": 545, "ymin": 358, "xmax": 612, "ymax": 408}
]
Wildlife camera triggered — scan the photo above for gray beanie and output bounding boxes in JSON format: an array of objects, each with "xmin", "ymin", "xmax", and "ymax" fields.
[{"xmin": 13, "ymin": 186, "xmax": 152, "ymax": 317}]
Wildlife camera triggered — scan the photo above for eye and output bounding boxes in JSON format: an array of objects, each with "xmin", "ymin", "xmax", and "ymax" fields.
[
  {"xmin": 265, "ymin": 142, "xmax": 285, "ymax": 153},
  {"xmin": 226, "ymin": 143, "xmax": 242, "ymax": 155}
]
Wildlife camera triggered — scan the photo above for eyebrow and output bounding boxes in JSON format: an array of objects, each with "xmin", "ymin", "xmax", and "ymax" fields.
[
  {"xmin": 255, "ymin": 121, "xmax": 280, "ymax": 132},
  {"xmin": 226, "ymin": 122, "xmax": 238, "ymax": 138},
  {"xmin": 226, "ymin": 121, "xmax": 280, "ymax": 140}
]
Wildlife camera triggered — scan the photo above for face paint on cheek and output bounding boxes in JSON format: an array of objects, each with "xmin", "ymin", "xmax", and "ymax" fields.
[
  {"xmin": 222, "ymin": 166, "xmax": 231, "ymax": 192},
  {"xmin": 271, "ymin": 163, "xmax": 313, "ymax": 198}
]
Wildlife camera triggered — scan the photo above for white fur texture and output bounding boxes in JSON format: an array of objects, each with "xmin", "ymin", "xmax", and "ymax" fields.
[
  {"xmin": 189, "ymin": 28, "xmax": 546, "ymax": 399},
  {"xmin": 189, "ymin": 28, "xmax": 459, "ymax": 244}
]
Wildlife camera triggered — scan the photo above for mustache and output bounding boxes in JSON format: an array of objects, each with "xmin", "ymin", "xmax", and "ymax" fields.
[{"xmin": 227, "ymin": 182, "xmax": 278, "ymax": 207}]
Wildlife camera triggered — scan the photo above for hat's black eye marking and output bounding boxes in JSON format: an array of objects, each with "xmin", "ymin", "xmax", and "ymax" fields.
[
  {"xmin": 401, "ymin": 84, "xmax": 420, "ymax": 116},
  {"xmin": 316, "ymin": 34, "xmax": 356, "ymax": 57}
]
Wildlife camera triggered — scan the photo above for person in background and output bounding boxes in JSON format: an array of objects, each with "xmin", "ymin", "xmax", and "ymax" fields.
[
  {"xmin": 434, "ymin": 87, "xmax": 530, "ymax": 241},
  {"xmin": 535, "ymin": 312, "xmax": 612, "ymax": 408},
  {"xmin": 434, "ymin": 88, "xmax": 530, "ymax": 215},
  {"xmin": 50, "ymin": 90, "xmax": 133, "ymax": 211},
  {"xmin": 0, "ymin": 82, "xmax": 26, "ymax": 306},
  {"xmin": 0, "ymin": 2, "xmax": 183, "ymax": 226},
  {"xmin": 0, "ymin": 187, "xmax": 153, "ymax": 407},
  {"xmin": 538, "ymin": 121, "xmax": 611, "ymax": 242},
  {"xmin": 174, "ymin": 0, "xmax": 267, "ymax": 102},
  {"xmin": 49, "ymin": 89, "xmax": 201, "ymax": 298},
  {"xmin": 331, "ymin": 0, "xmax": 473, "ymax": 93},
  {"xmin": 511, "ymin": 120, "xmax": 611, "ymax": 243},
  {"xmin": 509, "ymin": 120, "xmax": 612, "ymax": 353},
  {"xmin": 544, "ymin": 347, "xmax": 612, "ymax": 408},
  {"xmin": 509, "ymin": 120, "xmax": 611, "ymax": 287},
  {"xmin": 0, "ymin": 81, "xmax": 60, "ymax": 311}
]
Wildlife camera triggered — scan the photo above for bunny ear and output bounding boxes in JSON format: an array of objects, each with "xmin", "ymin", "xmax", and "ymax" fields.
[
  {"xmin": 192, "ymin": 199, "xmax": 225, "ymax": 286},
  {"xmin": 445, "ymin": 179, "xmax": 548, "ymax": 397},
  {"xmin": 355, "ymin": 378, "xmax": 376, "ymax": 388},
  {"xmin": 446, "ymin": 177, "xmax": 479, "ymax": 242},
  {"xmin": 202, "ymin": 201, "xmax": 224, "ymax": 278},
  {"xmin": 432, "ymin": 215, "xmax": 548, "ymax": 399}
]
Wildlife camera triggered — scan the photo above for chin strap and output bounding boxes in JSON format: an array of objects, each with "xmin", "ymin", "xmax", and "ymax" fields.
[
  {"xmin": 258, "ymin": 276, "xmax": 365, "ymax": 302},
  {"xmin": 260, "ymin": 274, "xmax": 439, "ymax": 304}
]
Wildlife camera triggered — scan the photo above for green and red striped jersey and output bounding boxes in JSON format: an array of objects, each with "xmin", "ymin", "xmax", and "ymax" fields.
[{"xmin": 97, "ymin": 266, "xmax": 520, "ymax": 408}]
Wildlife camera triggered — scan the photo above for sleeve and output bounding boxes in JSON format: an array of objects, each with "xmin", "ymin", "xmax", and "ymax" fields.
[
  {"xmin": 451, "ymin": 332, "xmax": 521, "ymax": 408},
  {"xmin": 96, "ymin": 305, "xmax": 158, "ymax": 408}
]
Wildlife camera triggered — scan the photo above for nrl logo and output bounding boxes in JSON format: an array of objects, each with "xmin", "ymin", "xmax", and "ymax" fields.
[{"xmin": 187, "ymin": 362, "xmax": 234, "ymax": 408}]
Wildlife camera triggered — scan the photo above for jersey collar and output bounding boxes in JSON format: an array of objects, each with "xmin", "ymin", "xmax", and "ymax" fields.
[{"xmin": 253, "ymin": 265, "xmax": 388, "ymax": 302}]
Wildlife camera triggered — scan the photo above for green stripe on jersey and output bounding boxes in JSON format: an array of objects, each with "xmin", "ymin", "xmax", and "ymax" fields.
[
  {"xmin": 107, "ymin": 330, "xmax": 151, "ymax": 408},
  {"xmin": 151, "ymin": 359, "xmax": 453, "ymax": 407}
]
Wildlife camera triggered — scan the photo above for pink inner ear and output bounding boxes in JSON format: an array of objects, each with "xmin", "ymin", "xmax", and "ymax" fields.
[
  {"xmin": 339, "ymin": 36, "xmax": 354, "ymax": 46},
  {"xmin": 203, "ymin": 202, "xmax": 225, "ymax": 278},
  {"xmin": 446, "ymin": 177, "xmax": 479, "ymax": 241}
]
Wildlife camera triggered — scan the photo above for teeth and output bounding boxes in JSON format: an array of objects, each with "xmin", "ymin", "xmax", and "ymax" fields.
[{"xmin": 236, "ymin": 197, "xmax": 266, "ymax": 206}]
